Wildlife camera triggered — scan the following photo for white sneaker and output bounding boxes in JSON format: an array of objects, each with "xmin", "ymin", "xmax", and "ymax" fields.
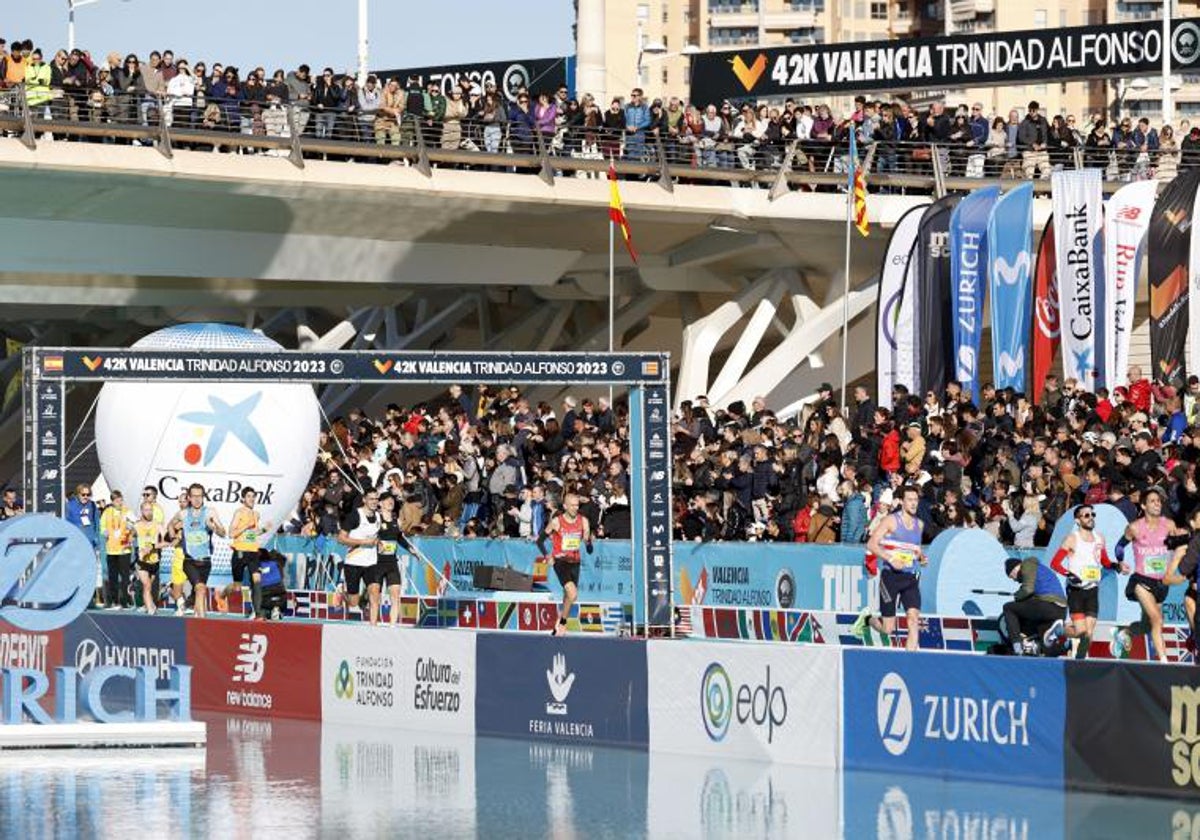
[
  {"xmin": 1043, "ymin": 619, "xmax": 1066, "ymax": 650},
  {"xmin": 175, "ymin": 601, "xmax": 185, "ymax": 616}
]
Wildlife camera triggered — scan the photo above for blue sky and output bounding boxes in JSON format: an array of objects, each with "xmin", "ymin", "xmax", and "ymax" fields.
[{"xmin": 7, "ymin": 1, "xmax": 575, "ymax": 73}]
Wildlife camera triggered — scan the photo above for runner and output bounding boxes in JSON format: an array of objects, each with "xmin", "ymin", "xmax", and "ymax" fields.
[
  {"xmin": 1164, "ymin": 506, "xmax": 1200, "ymax": 663},
  {"xmin": 1113, "ymin": 486, "xmax": 1185, "ymax": 662},
  {"xmin": 850, "ymin": 533, "xmax": 891, "ymax": 647},
  {"xmin": 133, "ymin": 500, "xmax": 166, "ymax": 615},
  {"xmin": 167, "ymin": 483, "xmax": 226, "ymax": 619},
  {"xmin": 337, "ymin": 489, "xmax": 380, "ymax": 615},
  {"xmin": 167, "ymin": 490, "xmax": 190, "ymax": 615},
  {"xmin": 537, "ymin": 492, "xmax": 594, "ymax": 636},
  {"xmin": 865, "ymin": 485, "xmax": 926, "ymax": 651},
  {"xmin": 229, "ymin": 487, "xmax": 272, "ymax": 621},
  {"xmin": 1048, "ymin": 504, "xmax": 1125, "ymax": 658},
  {"xmin": 371, "ymin": 493, "xmax": 409, "ymax": 626},
  {"xmin": 99, "ymin": 490, "xmax": 135, "ymax": 610}
]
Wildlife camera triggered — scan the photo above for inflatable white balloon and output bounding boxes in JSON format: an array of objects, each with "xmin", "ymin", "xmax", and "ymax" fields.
[{"xmin": 95, "ymin": 324, "xmax": 320, "ymax": 531}]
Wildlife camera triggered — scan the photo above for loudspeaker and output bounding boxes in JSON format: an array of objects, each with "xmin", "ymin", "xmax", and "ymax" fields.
[{"xmin": 472, "ymin": 565, "xmax": 534, "ymax": 592}]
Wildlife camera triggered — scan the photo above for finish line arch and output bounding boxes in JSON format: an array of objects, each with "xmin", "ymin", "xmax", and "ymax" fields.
[{"xmin": 22, "ymin": 347, "xmax": 673, "ymax": 630}]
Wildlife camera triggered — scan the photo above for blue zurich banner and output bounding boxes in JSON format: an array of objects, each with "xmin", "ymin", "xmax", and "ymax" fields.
[
  {"xmin": 950, "ymin": 186, "xmax": 1000, "ymax": 403},
  {"xmin": 987, "ymin": 183, "xmax": 1034, "ymax": 392},
  {"xmin": 842, "ymin": 649, "xmax": 1066, "ymax": 785}
]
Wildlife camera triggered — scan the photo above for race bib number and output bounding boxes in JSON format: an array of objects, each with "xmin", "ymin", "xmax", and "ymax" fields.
[
  {"xmin": 1081, "ymin": 566, "xmax": 1101, "ymax": 582},
  {"xmin": 562, "ymin": 535, "xmax": 582, "ymax": 551},
  {"xmin": 186, "ymin": 530, "xmax": 208, "ymax": 549},
  {"xmin": 242, "ymin": 529, "xmax": 258, "ymax": 544},
  {"xmin": 1145, "ymin": 554, "xmax": 1169, "ymax": 575},
  {"xmin": 379, "ymin": 540, "xmax": 398, "ymax": 555}
]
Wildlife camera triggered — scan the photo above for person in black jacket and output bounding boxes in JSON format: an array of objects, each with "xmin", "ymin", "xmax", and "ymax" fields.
[
  {"xmin": 599, "ymin": 489, "xmax": 631, "ymax": 539},
  {"xmin": 311, "ymin": 67, "xmax": 343, "ymax": 138}
]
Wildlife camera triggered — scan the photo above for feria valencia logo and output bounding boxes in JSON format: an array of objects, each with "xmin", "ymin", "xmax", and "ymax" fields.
[{"xmin": 0, "ymin": 514, "xmax": 97, "ymax": 632}]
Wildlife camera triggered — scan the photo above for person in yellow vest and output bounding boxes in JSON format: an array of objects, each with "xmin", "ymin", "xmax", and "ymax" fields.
[
  {"xmin": 100, "ymin": 490, "xmax": 135, "ymax": 610},
  {"xmin": 2, "ymin": 40, "xmax": 29, "ymax": 92},
  {"xmin": 141, "ymin": 485, "xmax": 166, "ymax": 525},
  {"xmin": 134, "ymin": 501, "xmax": 166, "ymax": 615},
  {"xmin": 24, "ymin": 48, "xmax": 52, "ymax": 119},
  {"xmin": 230, "ymin": 486, "xmax": 272, "ymax": 620}
]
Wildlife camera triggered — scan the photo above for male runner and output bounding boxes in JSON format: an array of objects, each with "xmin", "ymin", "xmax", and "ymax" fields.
[
  {"xmin": 372, "ymin": 493, "xmax": 411, "ymax": 626},
  {"xmin": 1048, "ymin": 504, "xmax": 1125, "ymax": 658},
  {"xmin": 337, "ymin": 489, "xmax": 380, "ymax": 613},
  {"xmin": 1112, "ymin": 486, "xmax": 1185, "ymax": 662},
  {"xmin": 99, "ymin": 490, "xmax": 135, "ymax": 610},
  {"xmin": 229, "ymin": 486, "xmax": 272, "ymax": 620},
  {"xmin": 537, "ymin": 492, "xmax": 594, "ymax": 636},
  {"xmin": 134, "ymin": 500, "xmax": 166, "ymax": 615},
  {"xmin": 167, "ymin": 483, "xmax": 226, "ymax": 619},
  {"xmin": 168, "ymin": 490, "xmax": 190, "ymax": 615},
  {"xmin": 866, "ymin": 485, "xmax": 926, "ymax": 651}
]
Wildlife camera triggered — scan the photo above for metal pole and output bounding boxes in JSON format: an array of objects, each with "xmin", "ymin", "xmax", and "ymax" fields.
[
  {"xmin": 1163, "ymin": 0, "xmax": 1174, "ymax": 126},
  {"xmin": 68, "ymin": 1, "xmax": 76, "ymax": 52},
  {"xmin": 840, "ymin": 179, "xmax": 852, "ymax": 414},
  {"xmin": 609, "ymin": 214, "xmax": 615, "ymax": 405},
  {"xmin": 357, "ymin": 0, "xmax": 369, "ymax": 87}
]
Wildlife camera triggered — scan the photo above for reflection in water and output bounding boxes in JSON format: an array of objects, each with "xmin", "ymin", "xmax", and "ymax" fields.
[{"xmin": 0, "ymin": 715, "xmax": 1195, "ymax": 839}]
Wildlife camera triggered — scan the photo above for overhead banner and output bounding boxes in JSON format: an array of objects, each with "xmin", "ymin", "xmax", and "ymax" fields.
[
  {"xmin": 950, "ymin": 186, "xmax": 1000, "ymax": 403},
  {"xmin": 1149, "ymin": 169, "xmax": 1200, "ymax": 383},
  {"xmin": 1031, "ymin": 220, "xmax": 1059, "ymax": 403},
  {"xmin": 371, "ymin": 55, "xmax": 571, "ymax": 101},
  {"xmin": 916, "ymin": 195, "xmax": 961, "ymax": 397},
  {"xmin": 1052, "ymin": 169, "xmax": 1104, "ymax": 391},
  {"xmin": 690, "ymin": 18, "xmax": 1200, "ymax": 102},
  {"xmin": 1105, "ymin": 180, "xmax": 1158, "ymax": 388},
  {"xmin": 988, "ymin": 183, "xmax": 1034, "ymax": 392},
  {"xmin": 876, "ymin": 203, "xmax": 929, "ymax": 407}
]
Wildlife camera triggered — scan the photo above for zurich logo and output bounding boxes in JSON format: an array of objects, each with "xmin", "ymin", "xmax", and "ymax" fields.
[
  {"xmin": 877, "ymin": 672, "xmax": 913, "ymax": 756},
  {"xmin": 0, "ymin": 514, "xmax": 97, "ymax": 631},
  {"xmin": 178, "ymin": 391, "xmax": 269, "ymax": 466}
]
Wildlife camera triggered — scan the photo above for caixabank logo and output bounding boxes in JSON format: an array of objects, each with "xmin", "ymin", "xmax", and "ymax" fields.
[{"xmin": 846, "ymin": 651, "xmax": 1065, "ymax": 784}]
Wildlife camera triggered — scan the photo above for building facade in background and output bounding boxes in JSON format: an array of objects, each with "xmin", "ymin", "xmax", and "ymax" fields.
[{"xmin": 578, "ymin": 0, "xmax": 1194, "ymax": 124}]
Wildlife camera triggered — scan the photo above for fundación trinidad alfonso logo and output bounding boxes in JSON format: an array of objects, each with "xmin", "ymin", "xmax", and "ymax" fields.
[
  {"xmin": 177, "ymin": 392, "xmax": 269, "ymax": 467},
  {"xmin": 730, "ymin": 54, "xmax": 767, "ymax": 92},
  {"xmin": 334, "ymin": 660, "xmax": 355, "ymax": 700},
  {"xmin": 702, "ymin": 662, "xmax": 733, "ymax": 741}
]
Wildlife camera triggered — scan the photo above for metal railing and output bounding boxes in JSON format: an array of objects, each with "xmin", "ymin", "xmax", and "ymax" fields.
[{"xmin": 0, "ymin": 85, "xmax": 1182, "ymax": 198}]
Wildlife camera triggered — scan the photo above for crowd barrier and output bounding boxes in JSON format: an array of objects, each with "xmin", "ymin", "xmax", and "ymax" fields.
[{"xmin": 6, "ymin": 611, "xmax": 1200, "ymax": 800}]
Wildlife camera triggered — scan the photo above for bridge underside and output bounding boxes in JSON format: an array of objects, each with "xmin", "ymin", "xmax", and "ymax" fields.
[{"xmin": 0, "ymin": 139, "xmax": 952, "ymax": 416}]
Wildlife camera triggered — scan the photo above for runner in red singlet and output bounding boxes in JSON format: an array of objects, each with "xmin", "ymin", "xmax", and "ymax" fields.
[{"xmin": 537, "ymin": 492, "xmax": 593, "ymax": 636}]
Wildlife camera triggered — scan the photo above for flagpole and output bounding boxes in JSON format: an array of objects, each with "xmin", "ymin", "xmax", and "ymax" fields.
[
  {"xmin": 840, "ymin": 168, "xmax": 853, "ymax": 416},
  {"xmin": 609, "ymin": 196, "xmax": 616, "ymax": 407}
]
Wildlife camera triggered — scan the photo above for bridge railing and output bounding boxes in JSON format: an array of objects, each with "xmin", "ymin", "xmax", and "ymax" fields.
[{"xmin": 0, "ymin": 85, "xmax": 1176, "ymax": 197}]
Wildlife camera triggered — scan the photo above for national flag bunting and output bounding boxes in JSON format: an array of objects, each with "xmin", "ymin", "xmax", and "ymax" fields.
[
  {"xmin": 848, "ymin": 130, "xmax": 869, "ymax": 237},
  {"xmin": 608, "ymin": 162, "xmax": 638, "ymax": 263}
]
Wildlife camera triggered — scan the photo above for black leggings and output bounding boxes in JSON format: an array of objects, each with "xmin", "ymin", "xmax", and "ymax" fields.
[
  {"xmin": 1003, "ymin": 598, "xmax": 1064, "ymax": 642},
  {"xmin": 105, "ymin": 553, "xmax": 132, "ymax": 607}
]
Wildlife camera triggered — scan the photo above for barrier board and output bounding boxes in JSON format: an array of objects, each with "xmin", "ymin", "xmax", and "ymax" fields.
[
  {"xmin": 474, "ymin": 634, "xmax": 648, "ymax": 747},
  {"xmin": 0, "ymin": 624, "xmax": 64, "ymax": 717},
  {"xmin": 647, "ymin": 640, "xmax": 839, "ymax": 767},
  {"xmin": 1065, "ymin": 660, "xmax": 1200, "ymax": 797},
  {"xmin": 63, "ymin": 612, "xmax": 187, "ymax": 707},
  {"xmin": 188, "ymin": 619, "xmax": 321, "ymax": 720},
  {"xmin": 321, "ymin": 625, "xmax": 474, "ymax": 733},
  {"xmin": 843, "ymin": 649, "xmax": 1066, "ymax": 785}
]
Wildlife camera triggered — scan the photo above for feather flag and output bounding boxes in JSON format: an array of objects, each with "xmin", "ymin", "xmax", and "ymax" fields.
[
  {"xmin": 849, "ymin": 130, "xmax": 869, "ymax": 237},
  {"xmin": 608, "ymin": 162, "xmax": 638, "ymax": 262}
]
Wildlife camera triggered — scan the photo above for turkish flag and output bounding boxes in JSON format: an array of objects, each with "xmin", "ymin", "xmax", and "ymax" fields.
[{"xmin": 538, "ymin": 603, "xmax": 559, "ymax": 631}]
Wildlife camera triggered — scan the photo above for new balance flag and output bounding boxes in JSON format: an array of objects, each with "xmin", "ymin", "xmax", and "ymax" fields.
[{"xmin": 608, "ymin": 163, "xmax": 638, "ymax": 262}]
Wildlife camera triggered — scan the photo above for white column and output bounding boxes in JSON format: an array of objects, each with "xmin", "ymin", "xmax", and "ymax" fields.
[
  {"xmin": 1163, "ymin": 0, "xmax": 1174, "ymax": 126},
  {"xmin": 357, "ymin": 0, "xmax": 369, "ymax": 86},
  {"xmin": 575, "ymin": 0, "xmax": 606, "ymax": 105}
]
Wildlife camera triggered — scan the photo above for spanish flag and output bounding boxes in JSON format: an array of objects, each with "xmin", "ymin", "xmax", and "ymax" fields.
[
  {"xmin": 608, "ymin": 162, "xmax": 638, "ymax": 263},
  {"xmin": 849, "ymin": 129, "xmax": 869, "ymax": 237}
]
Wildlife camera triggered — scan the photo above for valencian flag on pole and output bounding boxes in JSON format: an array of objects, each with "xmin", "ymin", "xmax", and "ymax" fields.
[
  {"xmin": 849, "ymin": 130, "xmax": 869, "ymax": 237},
  {"xmin": 608, "ymin": 162, "xmax": 638, "ymax": 263},
  {"xmin": 1148, "ymin": 168, "xmax": 1200, "ymax": 383}
]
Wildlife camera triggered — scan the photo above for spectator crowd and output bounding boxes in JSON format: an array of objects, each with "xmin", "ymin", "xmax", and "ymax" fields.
[
  {"xmin": 0, "ymin": 36, "xmax": 1194, "ymax": 183},
  {"xmin": 274, "ymin": 365, "xmax": 1200, "ymax": 553}
]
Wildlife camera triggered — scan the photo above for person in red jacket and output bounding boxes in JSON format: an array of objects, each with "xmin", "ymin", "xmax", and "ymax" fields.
[
  {"xmin": 1126, "ymin": 365, "xmax": 1152, "ymax": 414},
  {"xmin": 791, "ymin": 494, "xmax": 816, "ymax": 542},
  {"xmin": 876, "ymin": 408, "xmax": 901, "ymax": 476}
]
